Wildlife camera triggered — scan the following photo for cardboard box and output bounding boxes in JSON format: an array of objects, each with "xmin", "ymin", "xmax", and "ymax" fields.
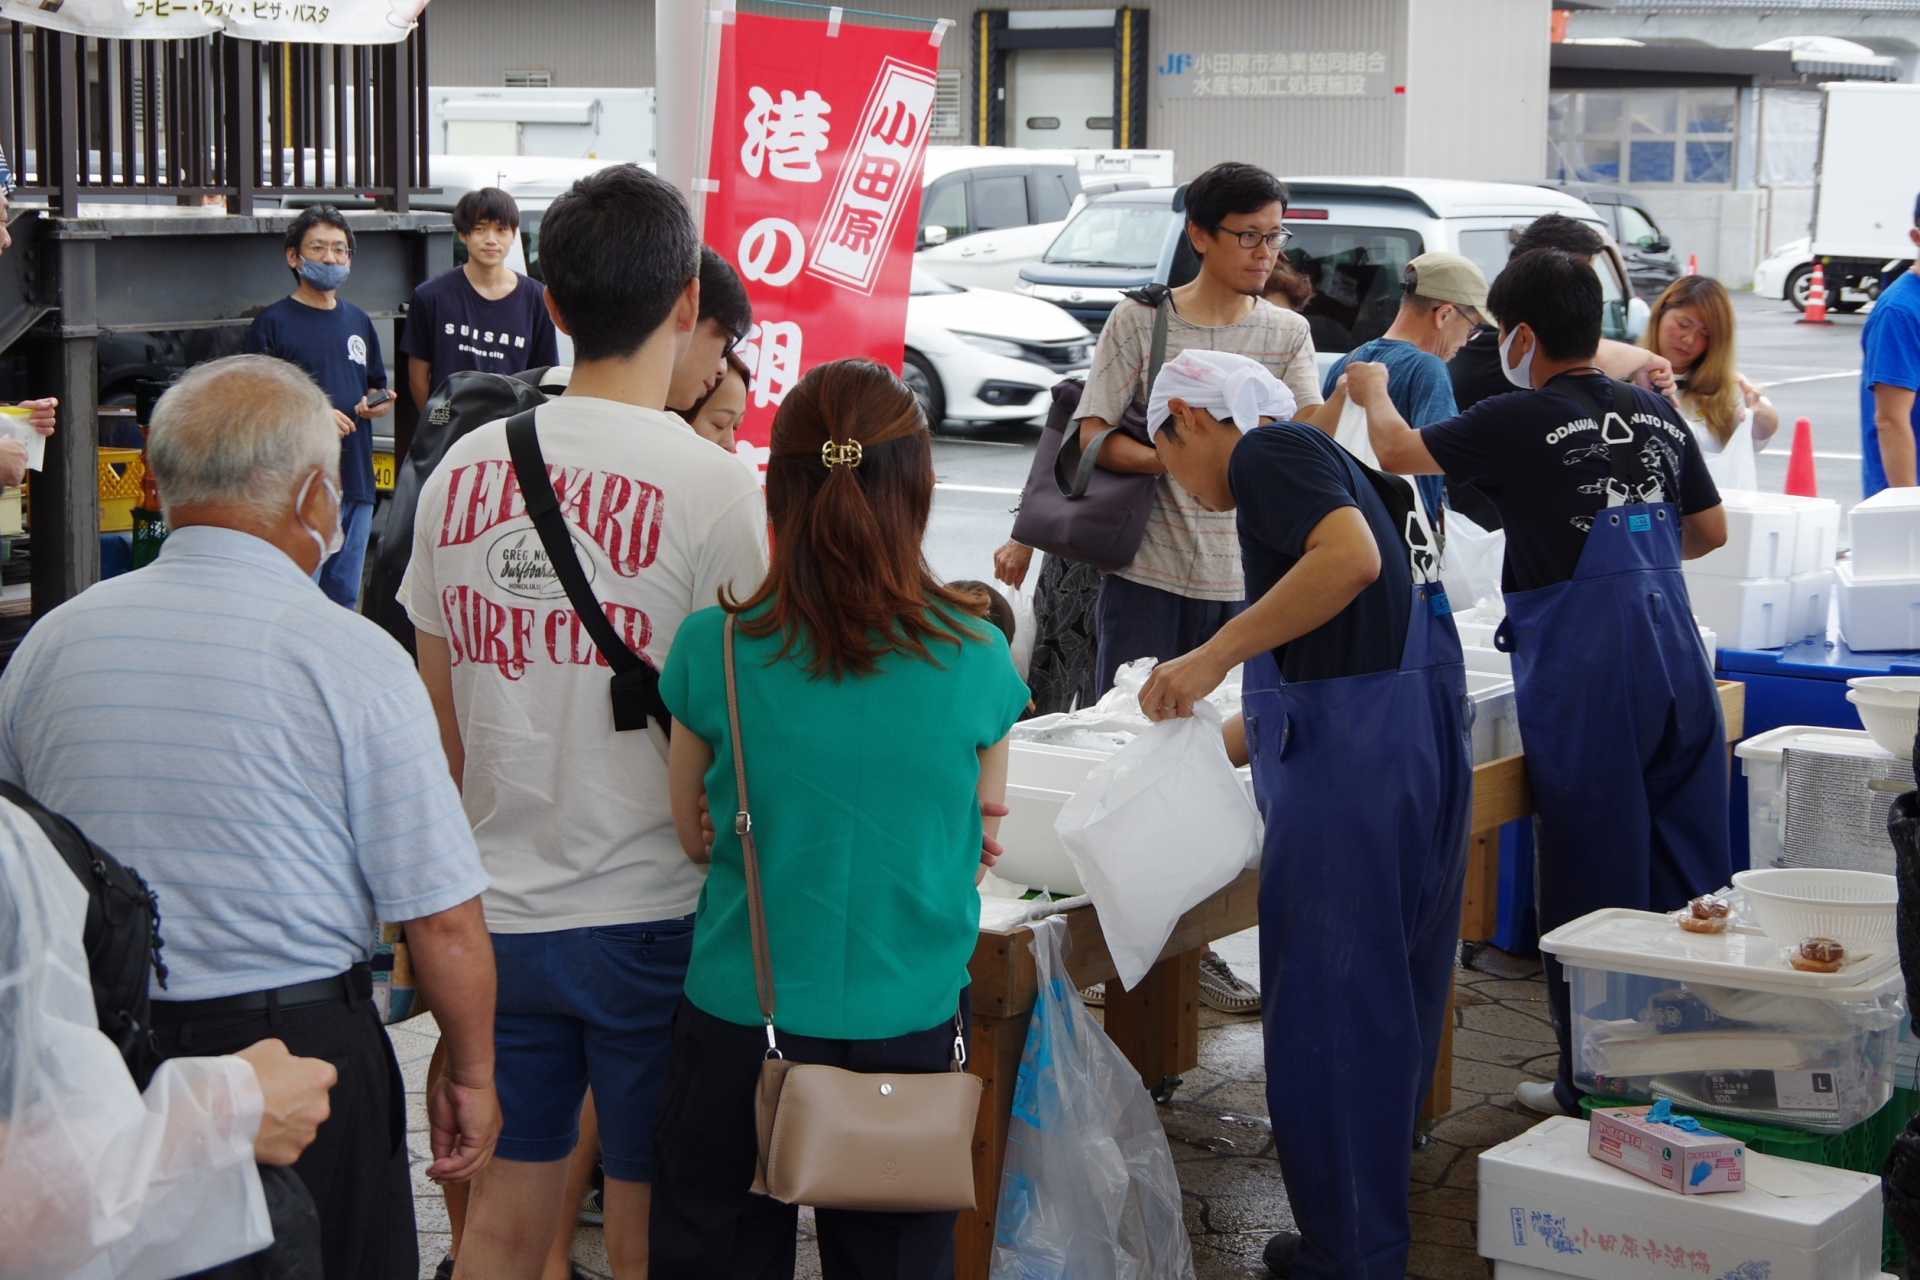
[
  {"xmin": 1588, "ymin": 1105, "xmax": 1744, "ymax": 1194},
  {"xmin": 1480, "ymin": 1118, "xmax": 1883, "ymax": 1280}
]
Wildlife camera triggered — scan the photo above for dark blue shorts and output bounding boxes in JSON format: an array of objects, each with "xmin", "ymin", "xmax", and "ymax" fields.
[{"xmin": 490, "ymin": 917, "xmax": 694, "ymax": 1181}]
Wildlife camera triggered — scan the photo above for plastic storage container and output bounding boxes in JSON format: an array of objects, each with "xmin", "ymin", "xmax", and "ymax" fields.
[
  {"xmin": 1685, "ymin": 570, "xmax": 1791, "ymax": 650},
  {"xmin": 1690, "ymin": 489, "xmax": 1800, "ymax": 580},
  {"xmin": 1791, "ymin": 570, "xmax": 1838, "ymax": 642},
  {"xmin": 1836, "ymin": 561, "xmax": 1920, "ymax": 652},
  {"xmin": 1849, "ymin": 486, "xmax": 1920, "ymax": 580},
  {"xmin": 1540, "ymin": 909, "xmax": 1906, "ymax": 1133},
  {"xmin": 1480, "ymin": 1116, "xmax": 1886, "ymax": 1280}
]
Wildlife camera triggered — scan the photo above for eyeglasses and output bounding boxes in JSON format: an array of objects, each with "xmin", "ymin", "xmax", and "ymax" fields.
[
  {"xmin": 1220, "ymin": 227, "xmax": 1293, "ymax": 252},
  {"xmin": 303, "ymin": 243, "xmax": 353, "ymax": 263}
]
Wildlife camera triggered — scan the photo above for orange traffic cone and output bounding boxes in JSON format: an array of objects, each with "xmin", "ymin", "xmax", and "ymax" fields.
[
  {"xmin": 1686, "ymin": 253, "xmax": 1700, "ymax": 276},
  {"xmin": 1798, "ymin": 263, "xmax": 1832, "ymax": 325},
  {"xmin": 1785, "ymin": 417, "xmax": 1819, "ymax": 497}
]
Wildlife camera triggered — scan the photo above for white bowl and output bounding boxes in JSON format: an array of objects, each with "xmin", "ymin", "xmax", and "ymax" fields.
[
  {"xmin": 1846, "ymin": 689, "xmax": 1917, "ymax": 758},
  {"xmin": 1730, "ymin": 867, "xmax": 1898, "ymax": 949}
]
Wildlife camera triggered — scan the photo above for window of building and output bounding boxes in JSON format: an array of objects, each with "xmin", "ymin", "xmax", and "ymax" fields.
[
  {"xmin": 505, "ymin": 69, "xmax": 553, "ymax": 89},
  {"xmin": 1548, "ymin": 88, "xmax": 1737, "ymax": 188}
]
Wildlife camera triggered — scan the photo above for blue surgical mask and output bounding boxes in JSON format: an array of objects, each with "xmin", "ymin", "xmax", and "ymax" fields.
[
  {"xmin": 298, "ymin": 258, "xmax": 351, "ymax": 292},
  {"xmin": 1498, "ymin": 326, "xmax": 1536, "ymax": 391}
]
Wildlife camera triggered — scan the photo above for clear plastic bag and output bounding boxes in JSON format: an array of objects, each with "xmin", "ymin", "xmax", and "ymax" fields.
[
  {"xmin": 1054, "ymin": 701, "xmax": 1260, "ymax": 989},
  {"xmin": 989, "ymin": 917, "xmax": 1196, "ymax": 1280}
]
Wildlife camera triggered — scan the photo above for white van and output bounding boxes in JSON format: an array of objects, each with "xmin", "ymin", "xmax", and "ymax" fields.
[
  {"xmin": 914, "ymin": 146, "xmax": 1174, "ymax": 293},
  {"xmin": 1020, "ymin": 177, "xmax": 1651, "ymax": 369}
]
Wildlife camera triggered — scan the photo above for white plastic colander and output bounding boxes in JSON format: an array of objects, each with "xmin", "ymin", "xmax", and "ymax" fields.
[{"xmin": 1730, "ymin": 867, "xmax": 1898, "ymax": 949}]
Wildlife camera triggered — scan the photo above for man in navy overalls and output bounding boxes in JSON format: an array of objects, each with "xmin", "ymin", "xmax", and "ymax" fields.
[
  {"xmin": 1138, "ymin": 353, "xmax": 1473, "ymax": 1278},
  {"xmin": 1350, "ymin": 247, "xmax": 1732, "ymax": 1121}
]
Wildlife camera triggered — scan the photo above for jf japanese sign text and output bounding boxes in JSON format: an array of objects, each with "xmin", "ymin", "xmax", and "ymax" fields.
[{"xmin": 702, "ymin": 11, "xmax": 941, "ymax": 464}]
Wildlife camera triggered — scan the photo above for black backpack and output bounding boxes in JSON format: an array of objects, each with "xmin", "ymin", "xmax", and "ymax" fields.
[{"xmin": 364, "ymin": 367, "xmax": 565, "ymax": 655}]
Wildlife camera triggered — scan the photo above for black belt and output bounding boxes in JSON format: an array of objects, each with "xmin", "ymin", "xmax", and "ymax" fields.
[{"xmin": 153, "ymin": 963, "xmax": 372, "ymax": 1021}]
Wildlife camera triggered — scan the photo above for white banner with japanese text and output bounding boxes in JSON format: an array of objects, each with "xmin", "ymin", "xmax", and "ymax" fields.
[
  {"xmin": 703, "ymin": 10, "xmax": 940, "ymax": 464},
  {"xmin": 0, "ymin": 0, "xmax": 428, "ymax": 44}
]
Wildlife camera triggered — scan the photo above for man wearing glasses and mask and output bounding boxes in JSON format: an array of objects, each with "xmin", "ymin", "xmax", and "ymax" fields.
[
  {"xmin": 1072, "ymin": 162, "xmax": 1344, "ymax": 1017},
  {"xmin": 245, "ymin": 205, "xmax": 394, "ymax": 609}
]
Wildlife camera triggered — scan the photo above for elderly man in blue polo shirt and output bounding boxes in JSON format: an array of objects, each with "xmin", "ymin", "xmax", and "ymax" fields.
[{"xmin": 0, "ymin": 354, "xmax": 499, "ymax": 1280}]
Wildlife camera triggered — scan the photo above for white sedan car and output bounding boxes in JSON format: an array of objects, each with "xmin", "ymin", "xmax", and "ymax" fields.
[{"xmin": 904, "ymin": 268, "xmax": 1093, "ymax": 427}]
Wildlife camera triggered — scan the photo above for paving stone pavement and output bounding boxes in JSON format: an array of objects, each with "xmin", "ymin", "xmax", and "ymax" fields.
[{"xmin": 397, "ymin": 930, "xmax": 1549, "ymax": 1279}]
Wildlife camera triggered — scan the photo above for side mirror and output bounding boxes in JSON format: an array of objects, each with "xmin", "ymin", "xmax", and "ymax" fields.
[
  {"xmin": 1646, "ymin": 235, "xmax": 1671, "ymax": 255},
  {"xmin": 921, "ymin": 225, "xmax": 949, "ymax": 248},
  {"xmin": 1626, "ymin": 296, "xmax": 1651, "ymax": 342}
]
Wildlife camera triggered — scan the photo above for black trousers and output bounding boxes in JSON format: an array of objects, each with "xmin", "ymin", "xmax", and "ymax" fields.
[
  {"xmin": 152, "ymin": 983, "xmax": 415, "ymax": 1280},
  {"xmin": 649, "ymin": 995, "xmax": 970, "ymax": 1280}
]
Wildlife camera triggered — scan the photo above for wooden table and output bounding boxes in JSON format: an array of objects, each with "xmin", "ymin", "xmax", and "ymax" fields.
[{"xmin": 956, "ymin": 680, "xmax": 1747, "ymax": 1276}]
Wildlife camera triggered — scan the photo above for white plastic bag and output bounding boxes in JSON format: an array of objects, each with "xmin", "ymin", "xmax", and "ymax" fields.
[
  {"xmin": 1440, "ymin": 510, "xmax": 1506, "ymax": 613},
  {"xmin": 1333, "ymin": 395, "xmax": 1383, "ymax": 470},
  {"xmin": 1008, "ymin": 558, "xmax": 1039, "ymax": 681},
  {"xmin": 989, "ymin": 917, "xmax": 1196, "ymax": 1280},
  {"xmin": 1053, "ymin": 701, "xmax": 1259, "ymax": 989}
]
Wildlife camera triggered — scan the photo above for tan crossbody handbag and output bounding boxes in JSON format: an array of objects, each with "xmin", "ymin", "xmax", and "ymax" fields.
[{"xmin": 722, "ymin": 615, "xmax": 984, "ymax": 1212}]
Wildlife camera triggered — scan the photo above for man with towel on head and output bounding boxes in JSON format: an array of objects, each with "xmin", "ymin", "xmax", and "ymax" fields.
[{"xmin": 1136, "ymin": 349, "xmax": 1473, "ymax": 1280}]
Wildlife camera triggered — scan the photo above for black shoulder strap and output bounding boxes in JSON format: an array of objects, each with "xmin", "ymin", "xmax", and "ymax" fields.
[
  {"xmin": 503, "ymin": 409, "xmax": 671, "ymax": 735},
  {"xmin": 1058, "ymin": 292, "xmax": 1173, "ymax": 498}
]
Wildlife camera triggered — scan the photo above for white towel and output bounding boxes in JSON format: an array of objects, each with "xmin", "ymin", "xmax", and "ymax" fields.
[{"xmin": 1146, "ymin": 349, "xmax": 1297, "ymax": 438}]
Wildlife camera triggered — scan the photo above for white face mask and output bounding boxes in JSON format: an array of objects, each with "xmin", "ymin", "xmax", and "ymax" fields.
[
  {"xmin": 296, "ymin": 471, "xmax": 344, "ymax": 570},
  {"xmin": 1498, "ymin": 326, "xmax": 1537, "ymax": 391}
]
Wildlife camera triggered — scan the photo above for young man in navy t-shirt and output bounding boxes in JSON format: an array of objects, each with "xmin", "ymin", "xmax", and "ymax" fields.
[
  {"xmin": 401, "ymin": 187, "xmax": 559, "ymax": 410},
  {"xmin": 243, "ymin": 205, "xmax": 391, "ymax": 609},
  {"xmin": 1860, "ymin": 192, "xmax": 1920, "ymax": 496}
]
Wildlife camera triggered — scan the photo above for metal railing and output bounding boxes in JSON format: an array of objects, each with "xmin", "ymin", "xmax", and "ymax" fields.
[{"xmin": 0, "ymin": 15, "xmax": 430, "ymax": 215}]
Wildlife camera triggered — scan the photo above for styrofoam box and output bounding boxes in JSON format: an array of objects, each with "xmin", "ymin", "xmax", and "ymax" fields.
[
  {"xmin": 1736, "ymin": 726, "xmax": 1891, "ymax": 872},
  {"xmin": 1849, "ymin": 486, "xmax": 1920, "ymax": 581},
  {"xmin": 1468, "ymin": 670, "xmax": 1522, "ymax": 763},
  {"xmin": 1684, "ymin": 571, "xmax": 1790, "ymax": 650},
  {"xmin": 1689, "ymin": 489, "xmax": 1800, "ymax": 580},
  {"xmin": 1000, "ymin": 740, "xmax": 1260, "ymax": 895},
  {"xmin": 1836, "ymin": 561, "xmax": 1920, "ymax": 652},
  {"xmin": 1783, "ymin": 495, "xmax": 1843, "ymax": 577},
  {"xmin": 1495, "ymin": 1267, "xmax": 1898, "ymax": 1280},
  {"xmin": 1789, "ymin": 570, "xmax": 1837, "ymax": 642},
  {"xmin": 1480, "ymin": 1117, "xmax": 1884, "ymax": 1280},
  {"xmin": 1542, "ymin": 909, "xmax": 1904, "ymax": 1133}
]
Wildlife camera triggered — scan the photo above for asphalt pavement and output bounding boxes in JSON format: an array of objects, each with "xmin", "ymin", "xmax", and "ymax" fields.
[{"xmin": 922, "ymin": 287, "xmax": 1872, "ymax": 585}]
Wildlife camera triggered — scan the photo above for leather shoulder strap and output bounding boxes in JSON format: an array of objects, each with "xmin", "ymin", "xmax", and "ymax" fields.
[{"xmin": 724, "ymin": 616, "xmax": 778, "ymax": 1026}]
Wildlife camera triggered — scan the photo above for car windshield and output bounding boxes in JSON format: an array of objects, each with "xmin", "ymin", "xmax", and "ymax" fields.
[
  {"xmin": 1043, "ymin": 202, "xmax": 1173, "ymax": 268},
  {"xmin": 1456, "ymin": 222, "xmax": 1632, "ymax": 341},
  {"xmin": 911, "ymin": 267, "xmax": 964, "ymax": 296},
  {"xmin": 1282, "ymin": 225, "xmax": 1424, "ymax": 356}
]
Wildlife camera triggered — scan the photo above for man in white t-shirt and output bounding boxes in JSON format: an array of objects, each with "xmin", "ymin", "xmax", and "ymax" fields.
[{"xmin": 400, "ymin": 164, "xmax": 768, "ymax": 1280}]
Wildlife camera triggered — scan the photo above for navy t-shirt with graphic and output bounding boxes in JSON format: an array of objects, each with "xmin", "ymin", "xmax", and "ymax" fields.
[
  {"xmin": 401, "ymin": 269, "xmax": 559, "ymax": 397},
  {"xmin": 243, "ymin": 296, "xmax": 386, "ymax": 503},
  {"xmin": 1229, "ymin": 423, "xmax": 1413, "ymax": 684},
  {"xmin": 1421, "ymin": 372, "xmax": 1720, "ymax": 594}
]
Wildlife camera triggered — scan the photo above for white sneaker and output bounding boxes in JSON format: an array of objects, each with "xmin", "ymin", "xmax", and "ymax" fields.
[{"xmin": 1515, "ymin": 1081, "xmax": 1571, "ymax": 1116}]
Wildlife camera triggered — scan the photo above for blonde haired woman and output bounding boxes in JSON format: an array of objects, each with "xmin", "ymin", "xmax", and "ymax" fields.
[{"xmin": 1644, "ymin": 276, "xmax": 1780, "ymax": 489}]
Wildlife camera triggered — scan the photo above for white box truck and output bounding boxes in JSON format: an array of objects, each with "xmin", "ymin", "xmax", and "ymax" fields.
[
  {"xmin": 426, "ymin": 86, "xmax": 657, "ymax": 164},
  {"xmin": 1754, "ymin": 82, "xmax": 1920, "ymax": 312}
]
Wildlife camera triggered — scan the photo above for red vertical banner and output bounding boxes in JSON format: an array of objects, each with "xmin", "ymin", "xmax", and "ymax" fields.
[{"xmin": 702, "ymin": 12, "xmax": 942, "ymax": 469}]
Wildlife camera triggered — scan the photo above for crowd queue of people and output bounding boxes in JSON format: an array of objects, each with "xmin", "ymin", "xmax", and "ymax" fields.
[{"xmin": 1, "ymin": 156, "xmax": 1914, "ymax": 1280}]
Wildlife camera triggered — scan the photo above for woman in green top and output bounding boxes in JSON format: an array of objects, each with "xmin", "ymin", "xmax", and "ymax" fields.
[{"xmin": 649, "ymin": 359, "xmax": 1029, "ymax": 1279}]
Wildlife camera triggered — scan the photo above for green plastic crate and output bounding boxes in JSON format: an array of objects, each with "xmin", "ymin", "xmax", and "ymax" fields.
[{"xmin": 1581, "ymin": 1089, "xmax": 1920, "ymax": 1269}]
